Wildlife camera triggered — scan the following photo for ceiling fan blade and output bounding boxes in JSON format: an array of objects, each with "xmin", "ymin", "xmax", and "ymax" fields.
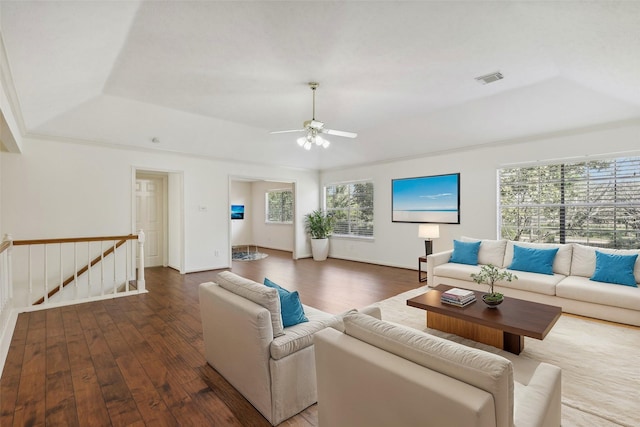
[
  {"xmin": 269, "ymin": 129, "xmax": 304, "ymax": 134},
  {"xmin": 321, "ymin": 128, "xmax": 358, "ymax": 138}
]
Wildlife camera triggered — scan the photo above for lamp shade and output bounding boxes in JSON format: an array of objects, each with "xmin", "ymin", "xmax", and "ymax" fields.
[{"xmin": 418, "ymin": 224, "xmax": 440, "ymax": 239}]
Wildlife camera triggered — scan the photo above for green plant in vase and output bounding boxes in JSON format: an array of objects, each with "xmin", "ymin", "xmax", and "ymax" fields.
[{"xmin": 470, "ymin": 264, "xmax": 517, "ymax": 307}]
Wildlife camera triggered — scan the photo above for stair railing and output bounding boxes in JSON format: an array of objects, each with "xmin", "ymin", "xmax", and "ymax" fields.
[{"xmin": 6, "ymin": 230, "xmax": 146, "ymax": 309}]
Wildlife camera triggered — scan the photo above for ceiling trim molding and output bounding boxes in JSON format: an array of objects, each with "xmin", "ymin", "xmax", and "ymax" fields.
[
  {"xmin": 24, "ymin": 131, "xmax": 318, "ymax": 174},
  {"xmin": 321, "ymin": 117, "xmax": 640, "ymax": 173}
]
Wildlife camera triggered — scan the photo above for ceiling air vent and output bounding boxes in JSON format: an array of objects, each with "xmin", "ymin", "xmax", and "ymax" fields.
[{"xmin": 475, "ymin": 71, "xmax": 504, "ymax": 85}]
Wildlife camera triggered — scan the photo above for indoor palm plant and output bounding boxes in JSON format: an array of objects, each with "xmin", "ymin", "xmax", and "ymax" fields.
[
  {"xmin": 470, "ymin": 264, "xmax": 517, "ymax": 307},
  {"xmin": 304, "ymin": 210, "xmax": 336, "ymax": 261}
]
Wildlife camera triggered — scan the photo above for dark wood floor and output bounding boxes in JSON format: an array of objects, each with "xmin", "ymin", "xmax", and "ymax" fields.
[{"xmin": 0, "ymin": 248, "xmax": 419, "ymax": 426}]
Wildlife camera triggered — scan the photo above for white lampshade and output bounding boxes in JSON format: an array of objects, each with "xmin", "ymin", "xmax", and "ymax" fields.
[{"xmin": 418, "ymin": 224, "xmax": 440, "ymax": 239}]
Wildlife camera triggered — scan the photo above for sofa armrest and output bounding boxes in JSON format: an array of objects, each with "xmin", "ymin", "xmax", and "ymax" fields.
[
  {"xmin": 199, "ymin": 282, "xmax": 274, "ymax": 414},
  {"xmin": 514, "ymin": 363, "xmax": 562, "ymax": 427},
  {"xmin": 359, "ymin": 305, "xmax": 382, "ymax": 319},
  {"xmin": 427, "ymin": 250, "xmax": 453, "ymax": 286}
]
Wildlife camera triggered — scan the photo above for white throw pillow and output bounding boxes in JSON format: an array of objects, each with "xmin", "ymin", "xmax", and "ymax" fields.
[
  {"xmin": 461, "ymin": 236, "xmax": 508, "ymax": 267},
  {"xmin": 216, "ymin": 271, "xmax": 285, "ymax": 337},
  {"xmin": 503, "ymin": 241, "xmax": 572, "ymax": 276}
]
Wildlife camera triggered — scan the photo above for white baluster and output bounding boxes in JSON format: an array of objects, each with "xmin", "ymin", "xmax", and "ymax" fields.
[
  {"xmin": 28, "ymin": 245, "xmax": 32, "ymax": 304},
  {"xmin": 113, "ymin": 240, "xmax": 117, "ymax": 295},
  {"xmin": 74, "ymin": 242, "xmax": 78, "ymax": 300},
  {"xmin": 44, "ymin": 244, "xmax": 48, "ymax": 303},
  {"xmin": 137, "ymin": 230, "xmax": 145, "ymax": 292},
  {"xmin": 100, "ymin": 241, "xmax": 104, "ymax": 295},
  {"xmin": 125, "ymin": 239, "xmax": 130, "ymax": 292},
  {"xmin": 59, "ymin": 243, "xmax": 63, "ymax": 299},
  {"xmin": 87, "ymin": 241, "xmax": 91, "ymax": 296}
]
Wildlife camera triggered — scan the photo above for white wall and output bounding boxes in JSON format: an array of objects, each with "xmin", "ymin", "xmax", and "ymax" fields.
[
  {"xmin": 1, "ymin": 138, "xmax": 319, "ymax": 273},
  {"xmin": 167, "ymin": 172, "xmax": 182, "ymax": 271},
  {"xmin": 230, "ymin": 180, "xmax": 252, "ymax": 246},
  {"xmin": 321, "ymin": 122, "xmax": 640, "ymax": 270},
  {"xmin": 251, "ymin": 181, "xmax": 294, "ymax": 252}
]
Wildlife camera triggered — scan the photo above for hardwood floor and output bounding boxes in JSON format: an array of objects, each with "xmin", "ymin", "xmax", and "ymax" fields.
[{"xmin": 0, "ymin": 248, "xmax": 419, "ymax": 426}]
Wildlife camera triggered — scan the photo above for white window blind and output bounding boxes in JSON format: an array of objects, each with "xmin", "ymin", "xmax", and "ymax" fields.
[
  {"xmin": 266, "ymin": 189, "xmax": 293, "ymax": 224},
  {"xmin": 499, "ymin": 156, "xmax": 640, "ymax": 248},
  {"xmin": 324, "ymin": 181, "xmax": 374, "ymax": 238}
]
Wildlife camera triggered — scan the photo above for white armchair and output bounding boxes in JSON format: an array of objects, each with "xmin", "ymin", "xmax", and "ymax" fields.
[{"xmin": 198, "ymin": 272, "xmax": 341, "ymax": 425}]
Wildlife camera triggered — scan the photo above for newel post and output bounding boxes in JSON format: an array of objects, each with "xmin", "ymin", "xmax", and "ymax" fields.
[
  {"xmin": 4, "ymin": 234, "xmax": 13, "ymax": 300},
  {"xmin": 137, "ymin": 230, "xmax": 146, "ymax": 292}
]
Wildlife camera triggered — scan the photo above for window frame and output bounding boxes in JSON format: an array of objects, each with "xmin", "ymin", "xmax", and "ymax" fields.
[
  {"xmin": 498, "ymin": 156, "xmax": 640, "ymax": 249},
  {"xmin": 323, "ymin": 180, "xmax": 374, "ymax": 239},
  {"xmin": 265, "ymin": 188, "xmax": 294, "ymax": 224}
]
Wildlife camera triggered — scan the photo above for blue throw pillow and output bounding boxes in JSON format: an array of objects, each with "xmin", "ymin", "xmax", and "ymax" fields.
[
  {"xmin": 509, "ymin": 245, "xmax": 558, "ymax": 275},
  {"xmin": 591, "ymin": 251, "xmax": 638, "ymax": 287},
  {"xmin": 449, "ymin": 240, "xmax": 481, "ymax": 265},
  {"xmin": 264, "ymin": 278, "xmax": 309, "ymax": 327}
]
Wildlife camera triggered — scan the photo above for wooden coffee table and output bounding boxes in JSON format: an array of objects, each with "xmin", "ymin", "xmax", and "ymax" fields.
[{"xmin": 406, "ymin": 284, "xmax": 562, "ymax": 354}]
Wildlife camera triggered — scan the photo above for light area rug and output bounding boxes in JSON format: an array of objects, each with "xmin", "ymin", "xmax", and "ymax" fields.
[
  {"xmin": 373, "ymin": 286, "xmax": 640, "ymax": 427},
  {"xmin": 231, "ymin": 251, "xmax": 268, "ymax": 261}
]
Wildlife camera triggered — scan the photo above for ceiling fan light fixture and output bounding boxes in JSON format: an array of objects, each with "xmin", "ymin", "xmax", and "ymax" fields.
[{"xmin": 271, "ymin": 82, "xmax": 356, "ymax": 150}]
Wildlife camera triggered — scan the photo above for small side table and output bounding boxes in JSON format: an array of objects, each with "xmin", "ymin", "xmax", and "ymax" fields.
[{"xmin": 418, "ymin": 256, "xmax": 428, "ymax": 282}]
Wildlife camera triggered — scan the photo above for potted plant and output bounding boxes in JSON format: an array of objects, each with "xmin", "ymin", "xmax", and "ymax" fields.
[
  {"xmin": 304, "ymin": 209, "xmax": 336, "ymax": 261},
  {"xmin": 470, "ymin": 264, "xmax": 517, "ymax": 307}
]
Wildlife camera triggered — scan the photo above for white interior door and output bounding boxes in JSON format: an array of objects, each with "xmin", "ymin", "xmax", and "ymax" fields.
[{"xmin": 136, "ymin": 177, "xmax": 164, "ymax": 267}]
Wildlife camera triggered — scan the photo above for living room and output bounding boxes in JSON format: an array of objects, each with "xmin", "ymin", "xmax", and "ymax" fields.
[{"xmin": 1, "ymin": 2, "xmax": 639, "ymax": 426}]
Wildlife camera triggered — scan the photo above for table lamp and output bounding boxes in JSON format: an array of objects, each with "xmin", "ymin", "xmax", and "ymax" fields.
[{"xmin": 418, "ymin": 224, "xmax": 440, "ymax": 256}]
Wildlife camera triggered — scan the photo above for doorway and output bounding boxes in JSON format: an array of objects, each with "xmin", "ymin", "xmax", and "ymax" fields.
[
  {"xmin": 229, "ymin": 177, "xmax": 297, "ymax": 263},
  {"xmin": 136, "ymin": 173, "xmax": 166, "ymax": 267}
]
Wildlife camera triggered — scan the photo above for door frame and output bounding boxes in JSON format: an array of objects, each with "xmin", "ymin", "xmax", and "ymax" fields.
[
  {"xmin": 228, "ymin": 175, "xmax": 299, "ymax": 266},
  {"xmin": 131, "ymin": 167, "xmax": 185, "ymax": 274}
]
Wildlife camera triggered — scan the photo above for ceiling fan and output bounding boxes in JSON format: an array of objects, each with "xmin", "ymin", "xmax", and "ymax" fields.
[{"xmin": 270, "ymin": 82, "xmax": 357, "ymax": 150}]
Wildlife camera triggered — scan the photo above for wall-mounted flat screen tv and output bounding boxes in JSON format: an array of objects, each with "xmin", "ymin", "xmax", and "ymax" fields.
[
  {"xmin": 231, "ymin": 204, "xmax": 245, "ymax": 220},
  {"xmin": 392, "ymin": 173, "xmax": 460, "ymax": 224}
]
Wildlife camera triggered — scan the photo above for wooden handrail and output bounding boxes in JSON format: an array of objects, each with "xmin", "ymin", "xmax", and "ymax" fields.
[
  {"xmin": 0, "ymin": 240, "xmax": 10, "ymax": 254},
  {"xmin": 34, "ymin": 238, "xmax": 130, "ymax": 305},
  {"xmin": 13, "ymin": 234, "xmax": 138, "ymax": 246}
]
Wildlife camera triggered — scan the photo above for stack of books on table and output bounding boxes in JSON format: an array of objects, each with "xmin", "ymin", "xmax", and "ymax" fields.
[{"xmin": 441, "ymin": 288, "xmax": 476, "ymax": 307}]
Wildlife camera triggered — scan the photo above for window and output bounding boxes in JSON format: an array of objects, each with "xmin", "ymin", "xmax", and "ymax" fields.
[
  {"xmin": 266, "ymin": 189, "xmax": 293, "ymax": 224},
  {"xmin": 499, "ymin": 156, "xmax": 640, "ymax": 249},
  {"xmin": 324, "ymin": 181, "xmax": 374, "ymax": 238}
]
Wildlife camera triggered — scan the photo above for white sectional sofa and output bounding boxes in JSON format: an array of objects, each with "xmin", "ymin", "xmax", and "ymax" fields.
[
  {"xmin": 314, "ymin": 312, "xmax": 562, "ymax": 427},
  {"xmin": 427, "ymin": 238, "xmax": 640, "ymax": 326}
]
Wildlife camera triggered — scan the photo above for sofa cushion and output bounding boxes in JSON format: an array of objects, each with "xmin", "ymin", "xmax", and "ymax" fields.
[
  {"xmin": 502, "ymin": 270, "xmax": 563, "ymax": 296},
  {"xmin": 449, "ymin": 240, "xmax": 481, "ymax": 265},
  {"xmin": 216, "ymin": 271, "xmax": 285, "ymax": 337},
  {"xmin": 434, "ymin": 263, "xmax": 484, "ymax": 283},
  {"xmin": 461, "ymin": 237, "xmax": 508, "ymax": 267},
  {"xmin": 342, "ymin": 313, "xmax": 514, "ymax": 427},
  {"xmin": 434, "ymin": 263, "xmax": 561, "ymax": 296},
  {"xmin": 508, "ymin": 245, "xmax": 559, "ymax": 275},
  {"xmin": 557, "ymin": 276, "xmax": 640, "ymax": 311},
  {"xmin": 571, "ymin": 244, "xmax": 640, "ymax": 284},
  {"xmin": 270, "ymin": 306, "xmax": 339, "ymax": 360},
  {"xmin": 264, "ymin": 278, "xmax": 309, "ymax": 327},
  {"xmin": 504, "ymin": 241, "xmax": 572, "ymax": 276},
  {"xmin": 591, "ymin": 252, "xmax": 638, "ymax": 287}
]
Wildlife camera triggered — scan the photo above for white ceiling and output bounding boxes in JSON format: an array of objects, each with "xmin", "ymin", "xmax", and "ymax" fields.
[{"xmin": 2, "ymin": 1, "xmax": 640, "ymax": 170}]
